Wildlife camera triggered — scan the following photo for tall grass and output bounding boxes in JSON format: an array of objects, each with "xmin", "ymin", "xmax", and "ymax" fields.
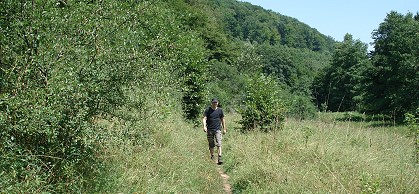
[
  {"xmin": 94, "ymin": 109, "xmax": 225, "ymax": 193},
  {"xmin": 223, "ymin": 112, "xmax": 417, "ymax": 193},
  {"xmin": 93, "ymin": 111, "xmax": 416, "ymax": 193}
]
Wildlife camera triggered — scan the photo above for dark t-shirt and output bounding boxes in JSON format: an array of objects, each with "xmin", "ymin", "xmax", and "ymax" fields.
[{"xmin": 204, "ymin": 107, "xmax": 224, "ymax": 131}]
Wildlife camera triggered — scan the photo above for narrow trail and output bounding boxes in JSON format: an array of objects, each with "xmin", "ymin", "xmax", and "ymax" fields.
[
  {"xmin": 217, "ymin": 167, "xmax": 232, "ymax": 194},
  {"xmin": 215, "ymin": 162, "xmax": 232, "ymax": 194}
]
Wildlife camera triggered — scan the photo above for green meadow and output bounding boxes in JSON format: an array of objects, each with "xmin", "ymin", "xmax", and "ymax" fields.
[{"xmin": 97, "ymin": 112, "xmax": 417, "ymax": 193}]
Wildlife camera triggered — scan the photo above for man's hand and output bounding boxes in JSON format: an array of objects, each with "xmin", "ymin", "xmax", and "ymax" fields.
[
  {"xmin": 223, "ymin": 129, "xmax": 227, "ymax": 134},
  {"xmin": 203, "ymin": 127, "xmax": 207, "ymax": 132}
]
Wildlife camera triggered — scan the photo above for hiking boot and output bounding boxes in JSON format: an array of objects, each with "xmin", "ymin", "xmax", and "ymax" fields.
[{"xmin": 218, "ymin": 156, "xmax": 223, "ymax": 165}]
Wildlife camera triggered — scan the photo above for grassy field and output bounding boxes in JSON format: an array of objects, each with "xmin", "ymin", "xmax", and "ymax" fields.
[
  {"xmin": 223, "ymin": 112, "xmax": 417, "ymax": 193},
  {"xmin": 96, "ymin": 112, "xmax": 417, "ymax": 193}
]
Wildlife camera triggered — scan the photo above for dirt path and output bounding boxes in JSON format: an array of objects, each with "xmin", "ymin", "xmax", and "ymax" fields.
[{"xmin": 216, "ymin": 165, "xmax": 232, "ymax": 194}]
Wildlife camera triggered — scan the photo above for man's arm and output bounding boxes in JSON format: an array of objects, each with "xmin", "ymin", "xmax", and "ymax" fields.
[
  {"xmin": 202, "ymin": 116, "xmax": 207, "ymax": 132},
  {"xmin": 221, "ymin": 117, "xmax": 226, "ymax": 134}
]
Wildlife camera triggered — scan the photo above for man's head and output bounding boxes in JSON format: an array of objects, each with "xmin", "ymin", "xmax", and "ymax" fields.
[{"xmin": 211, "ymin": 98, "xmax": 219, "ymax": 108}]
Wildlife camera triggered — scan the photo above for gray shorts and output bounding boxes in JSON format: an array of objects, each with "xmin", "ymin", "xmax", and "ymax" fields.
[{"xmin": 207, "ymin": 130, "xmax": 222, "ymax": 148}]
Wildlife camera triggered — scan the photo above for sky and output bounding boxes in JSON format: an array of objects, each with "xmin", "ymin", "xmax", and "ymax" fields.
[{"xmin": 241, "ymin": 0, "xmax": 418, "ymax": 50}]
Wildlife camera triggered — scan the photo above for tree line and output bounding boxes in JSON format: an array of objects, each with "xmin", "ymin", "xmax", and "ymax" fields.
[{"xmin": 313, "ymin": 12, "xmax": 418, "ymax": 121}]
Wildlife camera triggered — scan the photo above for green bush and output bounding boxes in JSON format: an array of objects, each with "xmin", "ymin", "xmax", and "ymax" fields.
[{"xmin": 238, "ymin": 74, "xmax": 286, "ymax": 132}]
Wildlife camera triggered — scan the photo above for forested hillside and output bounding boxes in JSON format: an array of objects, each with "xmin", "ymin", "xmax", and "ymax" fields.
[
  {"xmin": 1, "ymin": 0, "xmax": 417, "ymax": 192},
  {"xmin": 174, "ymin": 0, "xmax": 336, "ymax": 119}
]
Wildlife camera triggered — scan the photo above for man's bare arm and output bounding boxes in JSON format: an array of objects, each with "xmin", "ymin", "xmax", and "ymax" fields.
[
  {"xmin": 202, "ymin": 116, "xmax": 207, "ymax": 132},
  {"xmin": 222, "ymin": 117, "xmax": 226, "ymax": 134}
]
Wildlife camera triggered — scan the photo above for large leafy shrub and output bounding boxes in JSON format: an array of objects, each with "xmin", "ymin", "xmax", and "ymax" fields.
[
  {"xmin": 239, "ymin": 74, "xmax": 286, "ymax": 132},
  {"xmin": 0, "ymin": 1, "xmax": 112, "ymax": 191}
]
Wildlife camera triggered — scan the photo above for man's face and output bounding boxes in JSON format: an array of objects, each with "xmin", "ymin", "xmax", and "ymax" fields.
[{"xmin": 211, "ymin": 101, "xmax": 218, "ymax": 107}]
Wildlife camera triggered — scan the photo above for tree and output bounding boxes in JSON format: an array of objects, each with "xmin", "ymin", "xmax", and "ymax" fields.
[
  {"xmin": 258, "ymin": 44, "xmax": 295, "ymax": 86},
  {"xmin": 362, "ymin": 11, "xmax": 419, "ymax": 119},
  {"xmin": 313, "ymin": 34, "xmax": 370, "ymax": 112}
]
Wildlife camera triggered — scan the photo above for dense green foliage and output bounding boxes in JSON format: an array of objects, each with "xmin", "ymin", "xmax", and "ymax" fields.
[
  {"xmin": 216, "ymin": 0, "xmax": 335, "ymax": 52},
  {"xmin": 313, "ymin": 34, "xmax": 371, "ymax": 112},
  {"xmin": 256, "ymin": 44, "xmax": 329, "ymax": 95},
  {"xmin": 239, "ymin": 74, "xmax": 286, "ymax": 132},
  {"xmin": 0, "ymin": 0, "xmax": 208, "ymax": 191},
  {"xmin": 314, "ymin": 12, "xmax": 418, "ymax": 121},
  {"xmin": 362, "ymin": 11, "xmax": 419, "ymax": 120},
  {"xmin": 172, "ymin": 0, "xmax": 334, "ymax": 116}
]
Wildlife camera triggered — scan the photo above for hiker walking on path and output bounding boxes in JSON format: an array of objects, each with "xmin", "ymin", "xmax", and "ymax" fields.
[{"xmin": 202, "ymin": 98, "xmax": 227, "ymax": 164}]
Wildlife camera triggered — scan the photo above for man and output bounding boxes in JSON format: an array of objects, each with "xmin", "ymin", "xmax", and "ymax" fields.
[{"xmin": 202, "ymin": 98, "xmax": 227, "ymax": 164}]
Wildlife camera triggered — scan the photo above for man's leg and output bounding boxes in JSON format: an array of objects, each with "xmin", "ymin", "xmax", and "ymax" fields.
[
  {"xmin": 215, "ymin": 130, "xmax": 223, "ymax": 156},
  {"xmin": 207, "ymin": 131, "xmax": 216, "ymax": 159},
  {"xmin": 216, "ymin": 130, "xmax": 223, "ymax": 164}
]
